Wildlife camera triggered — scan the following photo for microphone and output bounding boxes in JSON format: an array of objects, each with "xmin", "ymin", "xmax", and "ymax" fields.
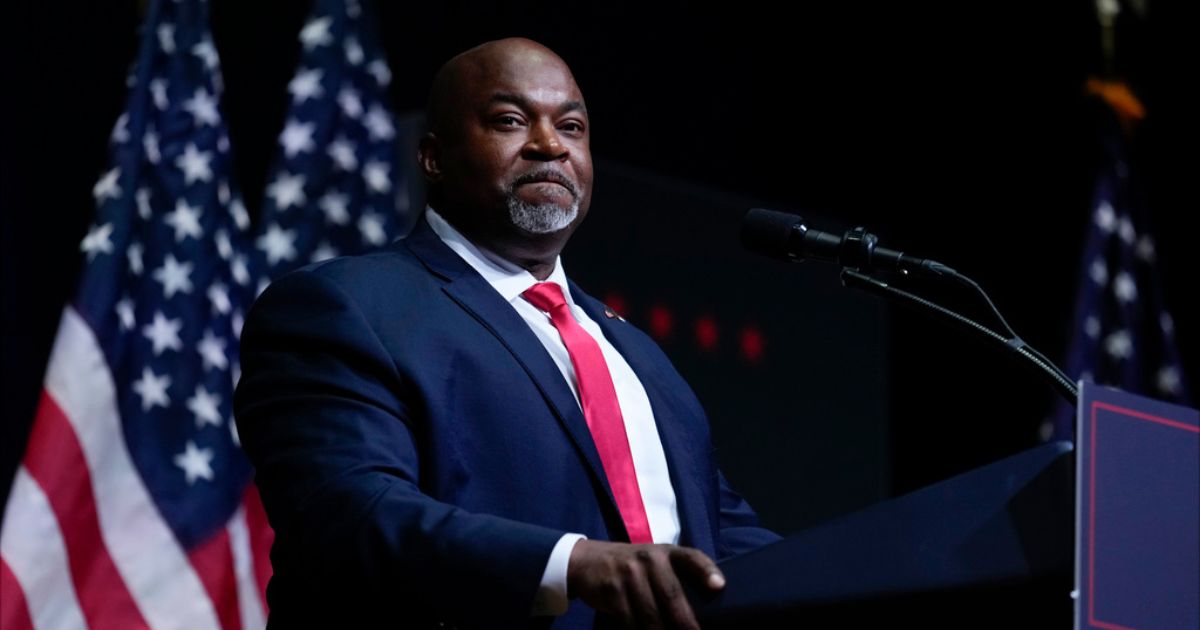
[{"xmin": 740, "ymin": 208, "xmax": 956, "ymax": 277}]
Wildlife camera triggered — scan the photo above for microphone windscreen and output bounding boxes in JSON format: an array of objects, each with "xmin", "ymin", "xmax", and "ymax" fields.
[{"xmin": 741, "ymin": 208, "xmax": 802, "ymax": 260}]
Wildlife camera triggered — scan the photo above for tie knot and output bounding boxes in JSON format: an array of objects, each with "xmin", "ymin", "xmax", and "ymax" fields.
[{"xmin": 522, "ymin": 282, "xmax": 568, "ymax": 313}]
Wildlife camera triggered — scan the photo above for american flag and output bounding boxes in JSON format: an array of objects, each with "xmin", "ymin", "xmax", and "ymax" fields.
[
  {"xmin": 251, "ymin": 0, "xmax": 408, "ymax": 283},
  {"xmin": 1046, "ymin": 111, "xmax": 1192, "ymax": 441},
  {"xmin": 0, "ymin": 0, "xmax": 406, "ymax": 627}
]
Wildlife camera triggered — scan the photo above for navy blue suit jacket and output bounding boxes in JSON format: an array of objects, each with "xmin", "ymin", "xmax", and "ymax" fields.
[{"xmin": 233, "ymin": 217, "xmax": 780, "ymax": 628}]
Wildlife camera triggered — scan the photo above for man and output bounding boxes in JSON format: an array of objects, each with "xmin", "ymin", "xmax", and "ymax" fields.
[{"xmin": 234, "ymin": 38, "xmax": 779, "ymax": 628}]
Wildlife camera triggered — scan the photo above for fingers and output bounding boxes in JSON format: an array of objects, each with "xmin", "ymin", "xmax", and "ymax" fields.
[
  {"xmin": 671, "ymin": 546, "xmax": 725, "ymax": 591},
  {"xmin": 646, "ymin": 548, "xmax": 700, "ymax": 630}
]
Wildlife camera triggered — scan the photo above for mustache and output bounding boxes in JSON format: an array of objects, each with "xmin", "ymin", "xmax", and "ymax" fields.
[{"xmin": 510, "ymin": 168, "xmax": 579, "ymax": 198}]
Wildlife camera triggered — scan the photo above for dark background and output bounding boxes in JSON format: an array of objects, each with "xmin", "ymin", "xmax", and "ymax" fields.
[{"xmin": 3, "ymin": 0, "xmax": 1197, "ymax": 604}]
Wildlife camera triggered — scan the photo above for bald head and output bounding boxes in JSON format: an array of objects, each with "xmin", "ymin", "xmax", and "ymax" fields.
[{"xmin": 426, "ymin": 38, "xmax": 583, "ymax": 139}]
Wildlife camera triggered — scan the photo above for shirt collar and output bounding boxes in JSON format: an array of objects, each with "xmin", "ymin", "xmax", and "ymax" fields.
[{"xmin": 424, "ymin": 207, "xmax": 574, "ymax": 306}]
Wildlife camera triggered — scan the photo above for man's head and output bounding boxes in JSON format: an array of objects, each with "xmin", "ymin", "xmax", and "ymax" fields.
[{"xmin": 418, "ymin": 38, "xmax": 592, "ymax": 274}]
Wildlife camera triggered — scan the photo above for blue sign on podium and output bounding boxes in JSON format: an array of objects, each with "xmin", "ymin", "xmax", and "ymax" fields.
[{"xmin": 1075, "ymin": 382, "xmax": 1199, "ymax": 629}]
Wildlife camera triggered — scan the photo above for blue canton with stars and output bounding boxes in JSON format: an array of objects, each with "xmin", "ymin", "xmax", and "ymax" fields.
[
  {"xmin": 252, "ymin": 0, "xmax": 407, "ymax": 282},
  {"xmin": 76, "ymin": 0, "xmax": 255, "ymax": 548},
  {"xmin": 1048, "ymin": 111, "xmax": 1192, "ymax": 440}
]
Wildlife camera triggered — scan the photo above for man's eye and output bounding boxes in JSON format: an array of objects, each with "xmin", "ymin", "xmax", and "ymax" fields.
[
  {"xmin": 560, "ymin": 121, "xmax": 585, "ymax": 133},
  {"xmin": 495, "ymin": 115, "xmax": 522, "ymax": 127}
]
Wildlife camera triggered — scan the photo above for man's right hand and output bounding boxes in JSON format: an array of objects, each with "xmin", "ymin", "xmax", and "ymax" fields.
[{"xmin": 566, "ymin": 539, "xmax": 725, "ymax": 629}]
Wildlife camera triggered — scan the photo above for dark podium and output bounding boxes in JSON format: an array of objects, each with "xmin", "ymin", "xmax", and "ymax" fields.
[{"xmin": 692, "ymin": 441, "xmax": 1076, "ymax": 626}]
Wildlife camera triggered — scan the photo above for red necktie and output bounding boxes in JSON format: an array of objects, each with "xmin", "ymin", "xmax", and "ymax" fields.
[{"xmin": 522, "ymin": 282, "xmax": 653, "ymax": 544}]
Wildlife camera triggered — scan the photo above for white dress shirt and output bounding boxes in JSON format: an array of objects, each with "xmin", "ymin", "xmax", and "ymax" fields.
[{"xmin": 425, "ymin": 209, "xmax": 681, "ymax": 616}]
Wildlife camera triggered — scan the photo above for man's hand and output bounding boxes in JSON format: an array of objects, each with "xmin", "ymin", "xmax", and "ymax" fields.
[{"xmin": 567, "ymin": 539, "xmax": 725, "ymax": 629}]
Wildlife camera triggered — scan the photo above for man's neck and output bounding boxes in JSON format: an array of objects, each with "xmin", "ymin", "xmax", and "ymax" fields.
[{"xmin": 430, "ymin": 207, "xmax": 564, "ymax": 281}]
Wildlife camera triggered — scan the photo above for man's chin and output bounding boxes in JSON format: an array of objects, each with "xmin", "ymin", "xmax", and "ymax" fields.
[{"xmin": 507, "ymin": 201, "xmax": 579, "ymax": 236}]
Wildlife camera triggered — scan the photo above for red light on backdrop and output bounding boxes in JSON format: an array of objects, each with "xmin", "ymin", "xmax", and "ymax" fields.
[
  {"xmin": 694, "ymin": 316, "xmax": 718, "ymax": 351},
  {"xmin": 648, "ymin": 305, "xmax": 674, "ymax": 340},
  {"xmin": 739, "ymin": 326, "xmax": 764, "ymax": 362}
]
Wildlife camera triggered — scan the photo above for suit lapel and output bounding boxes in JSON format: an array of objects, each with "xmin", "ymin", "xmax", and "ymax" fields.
[
  {"xmin": 403, "ymin": 220, "xmax": 621, "ymax": 521},
  {"xmin": 569, "ymin": 283, "xmax": 717, "ymax": 556}
]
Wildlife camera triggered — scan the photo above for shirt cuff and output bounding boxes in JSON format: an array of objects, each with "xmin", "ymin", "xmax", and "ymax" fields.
[{"xmin": 531, "ymin": 533, "xmax": 587, "ymax": 616}]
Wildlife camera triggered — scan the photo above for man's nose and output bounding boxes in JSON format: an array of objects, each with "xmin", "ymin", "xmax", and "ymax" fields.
[{"xmin": 522, "ymin": 121, "xmax": 569, "ymax": 161}]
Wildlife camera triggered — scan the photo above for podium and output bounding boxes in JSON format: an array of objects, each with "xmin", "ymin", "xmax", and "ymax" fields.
[
  {"xmin": 695, "ymin": 385, "xmax": 1199, "ymax": 627},
  {"xmin": 695, "ymin": 441, "xmax": 1074, "ymax": 625}
]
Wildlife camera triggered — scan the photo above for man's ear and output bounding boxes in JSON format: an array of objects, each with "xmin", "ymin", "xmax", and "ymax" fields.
[{"xmin": 417, "ymin": 133, "xmax": 441, "ymax": 181}]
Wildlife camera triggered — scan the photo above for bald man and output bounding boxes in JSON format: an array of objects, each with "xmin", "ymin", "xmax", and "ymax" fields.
[{"xmin": 235, "ymin": 38, "xmax": 779, "ymax": 629}]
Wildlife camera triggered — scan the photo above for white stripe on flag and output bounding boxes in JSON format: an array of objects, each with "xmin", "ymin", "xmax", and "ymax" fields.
[
  {"xmin": 0, "ymin": 469, "xmax": 89, "ymax": 630},
  {"xmin": 229, "ymin": 508, "xmax": 267, "ymax": 630},
  {"xmin": 43, "ymin": 307, "xmax": 222, "ymax": 630}
]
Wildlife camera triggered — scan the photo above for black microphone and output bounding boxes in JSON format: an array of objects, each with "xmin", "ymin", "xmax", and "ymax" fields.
[{"xmin": 740, "ymin": 208, "xmax": 956, "ymax": 277}]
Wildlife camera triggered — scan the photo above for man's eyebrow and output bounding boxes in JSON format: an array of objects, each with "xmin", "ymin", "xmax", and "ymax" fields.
[{"xmin": 488, "ymin": 92, "xmax": 588, "ymax": 117}]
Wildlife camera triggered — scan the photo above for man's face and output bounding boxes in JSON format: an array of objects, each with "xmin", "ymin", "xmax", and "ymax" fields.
[{"xmin": 433, "ymin": 48, "xmax": 593, "ymax": 242}]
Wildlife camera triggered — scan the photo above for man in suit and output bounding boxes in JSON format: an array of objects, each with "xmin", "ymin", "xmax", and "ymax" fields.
[{"xmin": 234, "ymin": 37, "xmax": 779, "ymax": 628}]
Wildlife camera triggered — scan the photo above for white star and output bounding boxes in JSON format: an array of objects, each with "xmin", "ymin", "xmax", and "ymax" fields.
[
  {"xmin": 136, "ymin": 187, "xmax": 153, "ymax": 220},
  {"xmin": 279, "ymin": 119, "xmax": 316, "ymax": 158},
  {"xmin": 127, "ymin": 241, "xmax": 144, "ymax": 275},
  {"xmin": 230, "ymin": 198, "xmax": 250, "ymax": 231},
  {"xmin": 367, "ymin": 59, "xmax": 391, "ymax": 86},
  {"xmin": 175, "ymin": 143, "xmax": 214, "ymax": 185},
  {"xmin": 327, "ymin": 137, "xmax": 358, "ymax": 171},
  {"xmin": 144, "ymin": 129, "xmax": 161, "ymax": 163},
  {"xmin": 111, "ymin": 113, "xmax": 129, "ymax": 144},
  {"xmin": 266, "ymin": 172, "xmax": 307, "ymax": 210},
  {"xmin": 232, "ymin": 310, "xmax": 245, "ymax": 338},
  {"xmin": 197, "ymin": 329, "xmax": 229, "ymax": 371},
  {"xmin": 154, "ymin": 253, "xmax": 194, "ymax": 298},
  {"xmin": 231, "ymin": 255, "xmax": 251, "ymax": 286},
  {"xmin": 311, "ymin": 242, "xmax": 339, "ymax": 262},
  {"xmin": 318, "ymin": 192, "xmax": 350, "ymax": 225},
  {"xmin": 1160, "ymin": 313, "xmax": 1175, "ymax": 335},
  {"xmin": 1085, "ymin": 316, "xmax": 1101, "ymax": 339},
  {"xmin": 142, "ymin": 311, "xmax": 184, "ymax": 356},
  {"xmin": 218, "ymin": 135, "xmax": 230, "ymax": 153},
  {"xmin": 132, "ymin": 367, "xmax": 172, "ymax": 411},
  {"xmin": 93, "ymin": 167, "xmax": 122, "ymax": 202},
  {"xmin": 257, "ymin": 223, "xmax": 298, "ymax": 266},
  {"xmin": 207, "ymin": 282, "xmax": 232, "ymax": 315},
  {"xmin": 337, "ymin": 87, "xmax": 363, "ymax": 119},
  {"xmin": 344, "ymin": 37, "xmax": 364, "ymax": 65},
  {"xmin": 1095, "ymin": 201, "xmax": 1116, "ymax": 233},
  {"xmin": 183, "ymin": 89, "xmax": 221, "ymax": 127},
  {"xmin": 81, "ymin": 223, "xmax": 114, "ymax": 260},
  {"xmin": 1117, "ymin": 216, "xmax": 1136, "ymax": 245},
  {"xmin": 187, "ymin": 385, "xmax": 223, "ymax": 429},
  {"xmin": 299, "ymin": 16, "xmax": 333, "ymax": 50},
  {"xmin": 364, "ymin": 105, "xmax": 394, "ymax": 141},
  {"xmin": 358, "ymin": 213, "xmax": 387, "ymax": 246},
  {"xmin": 165, "ymin": 199, "xmax": 204, "ymax": 241},
  {"xmin": 191, "ymin": 39, "xmax": 219, "ymax": 70},
  {"xmin": 174, "ymin": 441, "xmax": 214, "ymax": 485},
  {"xmin": 1113, "ymin": 271, "xmax": 1137, "ymax": 303},
  {"xmin": 363, "ymin": 160, "xmax": 391, "ymax": 193},
  {"xmin": 1089, "ymin": 258, "xmax": 1108, "ymax": 286},
  {"xmin": 215, "ymin": 229, "xmax": 233, "ymax": 260},
  {"xmin": 1157, "ymin": 366, "xmax": 1181, "ymax": 395},
  {"xmin": 157, "ymin": 23, "xmax": 175, "ymax": 53},
  {"xmin": 1135, "ymin": 235, "xmax": 1155, "ymax": 262},
  {"xmin": 288, "ymin": 68, "xmax": 324, "ymax": 103},
  {"xmin": 115, "ymin": 297, "xmax": 136, "ymax": 330},
  {"xmin": 149, "ymin": 79, "xmax": 169, "ymax": 111},
  {"xmin": 1104, "ymin": 329, "xmax": 1133, "ymax": 360}
]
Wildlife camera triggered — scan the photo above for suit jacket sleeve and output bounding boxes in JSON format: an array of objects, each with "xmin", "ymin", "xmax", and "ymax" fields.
[{"xmin": 233, "ymin": 268, "xmax": 564, "ymax": 624}]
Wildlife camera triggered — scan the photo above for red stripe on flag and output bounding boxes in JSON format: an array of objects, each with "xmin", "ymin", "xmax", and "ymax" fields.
[
  {"xmin": 242, "ymin": 483, "xmax": 274, "ymax": 613},
  {"xmin": 22, "ymin": 392, "xmax": 150, "ymax": 629},
  {"xmin": 1, "ymin": 556, "xmax": 36, "ymax": 630},
  {"xmin": 188, "ymin": 528, "xmax": 242, "ymax": 630}
]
